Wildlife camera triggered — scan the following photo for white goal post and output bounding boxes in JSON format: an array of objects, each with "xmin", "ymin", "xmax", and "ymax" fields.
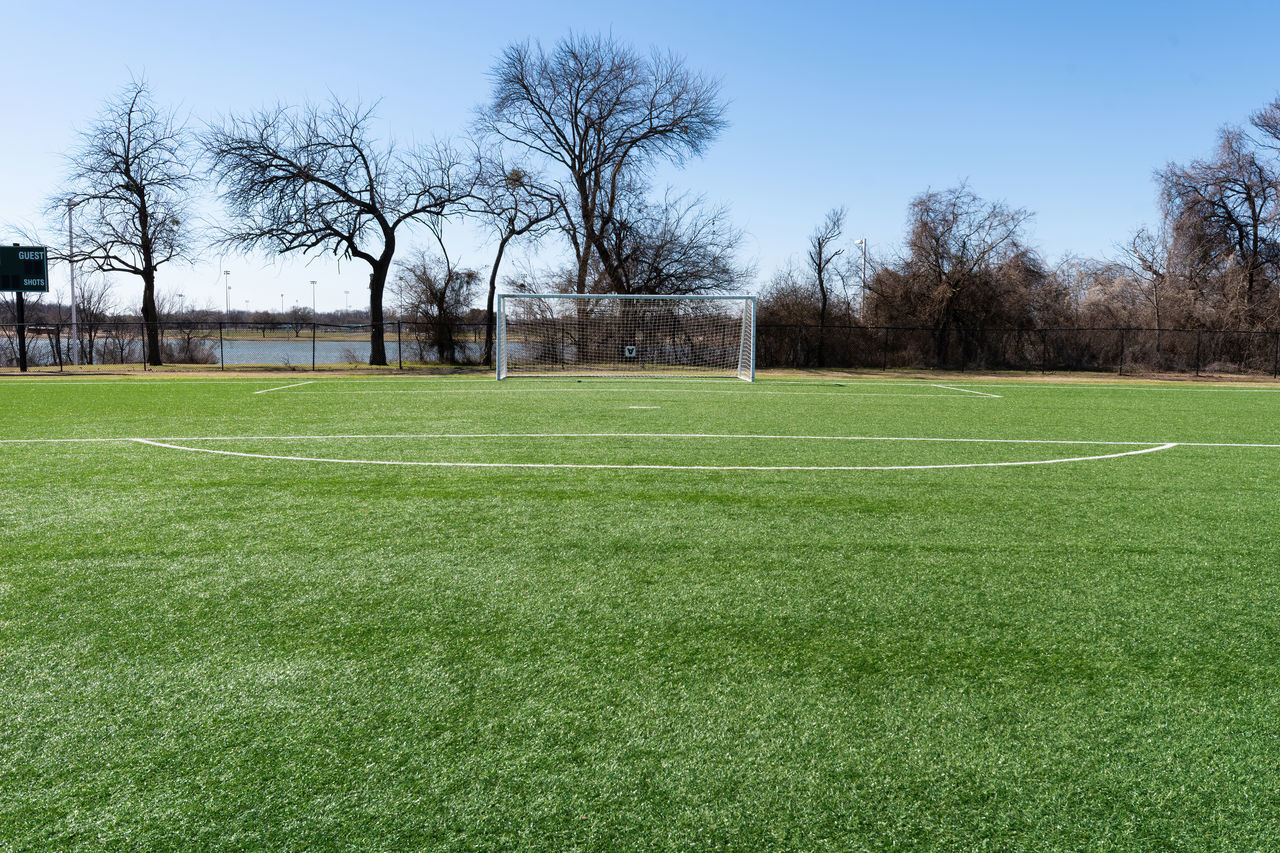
[{"xmin": 496, "ymin": 293, "xmax": 756, "ymax": 381}]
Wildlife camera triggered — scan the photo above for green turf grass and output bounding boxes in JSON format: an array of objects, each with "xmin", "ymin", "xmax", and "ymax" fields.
[{"xmin": 1, "ymin": 374, "xmax": 1279, "ymax": 850}]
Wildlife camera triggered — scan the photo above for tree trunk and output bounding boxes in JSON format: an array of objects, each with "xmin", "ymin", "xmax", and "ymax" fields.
[
  {"xmin": 934, "ymin": 320, "xmax": 950, "ymax": 368},
  {"xmin": 141, "ymin": 269, "xmax": 163, "ymax": 366},
  {"xmin": 483, "ymin": 236, "xmax": 511, "ymax": 367},
  {"xmin": 817, "ymin": 287, "xmax": 828, "ymax": 368},
  {"xmin": 368, "ymin": 261, "xmax": 389, "ymax": 366}
]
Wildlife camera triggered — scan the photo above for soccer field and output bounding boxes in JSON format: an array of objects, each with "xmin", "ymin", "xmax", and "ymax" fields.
[{"xmin": 2, "ymin": 373, "xmax": 1279, "ymax": 850}]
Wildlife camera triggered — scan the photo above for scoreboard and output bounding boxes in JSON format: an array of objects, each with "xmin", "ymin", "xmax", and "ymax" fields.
[{"xmin": 0, "ymin": 245, "xmax": 49, "ymax": 292}]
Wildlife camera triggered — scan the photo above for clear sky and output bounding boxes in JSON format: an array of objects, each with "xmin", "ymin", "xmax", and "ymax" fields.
[{"xmin": 6, "ymin": 0, "xmax": 1280, "ymax": 312}]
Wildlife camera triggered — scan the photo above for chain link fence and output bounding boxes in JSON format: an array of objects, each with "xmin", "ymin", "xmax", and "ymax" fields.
[
  {"xmin": 1, "ymin": 321, "xmax": 1278, "ymax": 377},
  {"xmin": 754, "ymin": 324, "xmax": 1280, "ymax": 376}
]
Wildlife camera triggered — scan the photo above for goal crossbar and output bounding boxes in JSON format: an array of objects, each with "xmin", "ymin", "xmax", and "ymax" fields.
[{"xmin": 497, "ymin": 293, "xmax": 756, "ymax": 381}]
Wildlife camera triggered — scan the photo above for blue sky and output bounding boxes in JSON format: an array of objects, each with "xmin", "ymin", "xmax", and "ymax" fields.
[{"xmin": 6, "ymin": 0, "xmax": 1280, "ymax": 311}]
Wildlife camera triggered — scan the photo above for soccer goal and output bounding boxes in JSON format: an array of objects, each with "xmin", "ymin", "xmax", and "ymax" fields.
[{"xmin": 496, "ymin": 293, "xmax": 756, "ymax": 381}]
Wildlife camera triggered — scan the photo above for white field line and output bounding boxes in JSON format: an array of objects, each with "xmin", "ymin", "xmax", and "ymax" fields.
[
  {"xmin": 130, "ymin": 438, "xmax": 1179, "ymax": 471},
  {"xmin": 286, "ymin": 388, "xmax": 988, "ymax": 399},
  {"xmin": 0, "ymin": 436, "xmax": 130, "ymax": 443},
  {"xmin": 287, "ymin": 376, "xmax": 1276, "ymax": 394},
  {"xmin": 932, "ymin": 384, "xmax": 1002, "ymax": 398},
  {"xmin": 0, "ymin": 379, "xmax": 307, "ymax": 387},
  {"xmin": 153, "ymin": 433, "xmax": 1166, "ymax": 445},
  {"xmin": 2, "ymin": 433, "xmax": 1279, "ymax": 447},
  {"xmin": 744, "ymin": 379, "xmax": 1280, "ymax": 393},
  {"xmin": 4, "ymin": 376, "xmax": 1277, "ymax": 394},
  {"xmin": 252, "ymin": 381, "xmax": 314, "ymax": 395},
  {"xmin": 628, "ymin": 406, "xmax": 660, "ymax": 409},
  {"xmin": 919, "ymin": 382, "xmax": 1280, "ymax": 393}
]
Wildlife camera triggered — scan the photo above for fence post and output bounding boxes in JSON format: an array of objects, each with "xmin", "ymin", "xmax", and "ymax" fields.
[
  {"xmin": 219, "ymin": 322, "xmax": 225, "ymax": 371},
  {"xmin": 397, "ymin": 321, "xmax": 403, "ymax": 370},
  {"xmin": 141, "ymin": 323, "xmax": 147, "ymax": 371},
  {"xmin": 881, "ymin": 326, "xmax": 889, "ymax": 371},
  {"xmin": 55, "ymin": 324, "xmax": 64, "ymax": 372},
  {"xmin": 312, "ymin": 322, "xmax": 316, "ymax": 371},
  {"xmin": 1273, "ymin": 332, "xmax": 1279, "ymax": 378},
  {"xmin": 1195, "ymin": 330, "xmax": 1202, "ymax": 376},
  {"xmin": 1118, "ymin": 329, "xmax": 1125, "ymax": 376},
  {"xmin": 1041, "ymin": 329, "xmax": 1048, "ymax": 374}
]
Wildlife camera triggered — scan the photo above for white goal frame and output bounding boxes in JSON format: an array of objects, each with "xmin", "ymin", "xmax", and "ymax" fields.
[{"xmin": 496, "ymin": 293, "xmax": 756, "ymax": 381}]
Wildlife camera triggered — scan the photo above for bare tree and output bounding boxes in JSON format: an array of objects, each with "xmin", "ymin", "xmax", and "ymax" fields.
[
  {"xmin": 471, "ymin": 154, "xmax": 559, "ymax": 364},
  {"xmin": 52, "ymin": 78, "xmax": 196, "ymax": 366},
  {"xmin": 599, "ymin": 189, "xmax": 749, "ymax": 296},
  {"xmin": 70, "ymin": 273, "xmax": 116, "ymax": 364},
  {"xmin": 1118, "ymin": 226, "xmax": 1183, "ymax": 329},
  {"xmin": 1073, "ymin": 259, "xmax": 1150, "ymax": 328},
  {"xmin": 394, "ymin": 249, "xmax": 480, "ymax": 363},
  {"xmin": 1158, "ymin": 126, "xmax": 1280, "ymax": 329},
  {"xmin": 482, "ymin": 33, "xmax": 728, "ymax": 294},
  {"xmin": 807, "ymin": 208, "xmax": 846, "ymax": 367},
  {"xmin": 896, "ymin": 185, "xmax": 1033, "ymax": 360},
  {"xmin": 204, "ymin": 100, "xmax": 475, "ymax": 365}
]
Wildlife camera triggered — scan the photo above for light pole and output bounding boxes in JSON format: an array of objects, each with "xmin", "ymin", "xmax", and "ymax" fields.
[
  {"xmin": 310, "ymin": 280, "xmax": 316, "ymax": 319},
  {"xmin": 344, "ymin": 290, "xmax": 350, "ymax": 312},
  {"xmin": 281, "ymin": 293, "xmax": 285, "ymax": 314},
  {"xmin": 66, "ymin": 200, "xmax": 81, "ymax": 365},
  {"xmin": 224, "ymin": 270, "xmax": 231, "ymax": 318},
  {"xmin": 853, "ymin": 239, "xmax": 867, "ymax": 311}
]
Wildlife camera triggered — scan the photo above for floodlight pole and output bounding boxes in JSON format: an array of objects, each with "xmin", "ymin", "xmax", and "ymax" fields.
[
  {"xmin": 310, "ymin": 280, "xmax": 316, "ymax": 318},
  {"xmin": 224, "ymin": 270, "xmax": 231, "ymax": 318},
  {"xmin": 854, "ymin": 238, "xmax": 867, "ymax": 311},
  {"xmin": 66, "ymin": 200, "xmax": 78, "ymax": 365}
]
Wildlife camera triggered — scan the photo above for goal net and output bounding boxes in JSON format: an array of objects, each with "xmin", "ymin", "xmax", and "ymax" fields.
[{"xmin": 497, "ymin": 293, "xmax": 755, "ymax": 381}]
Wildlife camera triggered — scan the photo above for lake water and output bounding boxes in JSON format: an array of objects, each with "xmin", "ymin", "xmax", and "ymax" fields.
[
  {"xmin": 215, "ymin": 338, "xmax": 489, "ymax": 365},
  {"xmin": 0, "ymin": 335, "xmax": 485, "ymax": 368}
]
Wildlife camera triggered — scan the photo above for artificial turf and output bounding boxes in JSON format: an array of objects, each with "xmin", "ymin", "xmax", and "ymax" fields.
[{"xmin": 1, "ymin": 373, "xmax": 1278, "ymax": 851}]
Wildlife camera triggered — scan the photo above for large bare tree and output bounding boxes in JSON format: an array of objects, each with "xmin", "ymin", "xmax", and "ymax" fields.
[
  {"xmin": 1158, "ymin": 126, "xmax": 1280, "ymax": 329},
  {"xmin": 204, "ymin": 100, "xmax": 474, "ymax": 364},
  {"xmin": 471, "ymin": 154, "xmax": 559, "ymax": 364},
  {"xmin": 867, "ymin": 185, "xmax": 1033, "ymax": 361},
  {"xmin": 481, "ymin": 33, "xmax": 728, "ymax": 294},
  {"xmin": 54, "ymin": 78, "xmax": 195, "ymax": 366}
]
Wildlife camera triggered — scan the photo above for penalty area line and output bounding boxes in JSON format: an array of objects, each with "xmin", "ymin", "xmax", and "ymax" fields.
[
  {"xmin": 3, "ymin": 433, "xmax": 1279, "ymax": 448},
  {"xmin": 253, "ymin": 381, "xmax": 315, "ymax": 395},
  {"xmin": 932, "ymin": 384, "xmax": 1002, "ymax": 398},
  {"xmin": 129, "ymin": 438, "xmax": 1179, "ymax": 471}
]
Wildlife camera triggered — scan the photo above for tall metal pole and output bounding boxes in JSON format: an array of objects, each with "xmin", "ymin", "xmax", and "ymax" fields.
[
  {"xmin": 67, "ymin": 201, "xmax": 80, "ymax": 365},
  {"xmin": 224, "ymin": 270, "xmax": 231, "ymax": 318},
  {"xmin": 853, "ymin": 239, "xmax": 867, "ymax": 313},
  {"xmin": 310, "ymin": 280, "xmax": 316, "ymax": 318}
]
